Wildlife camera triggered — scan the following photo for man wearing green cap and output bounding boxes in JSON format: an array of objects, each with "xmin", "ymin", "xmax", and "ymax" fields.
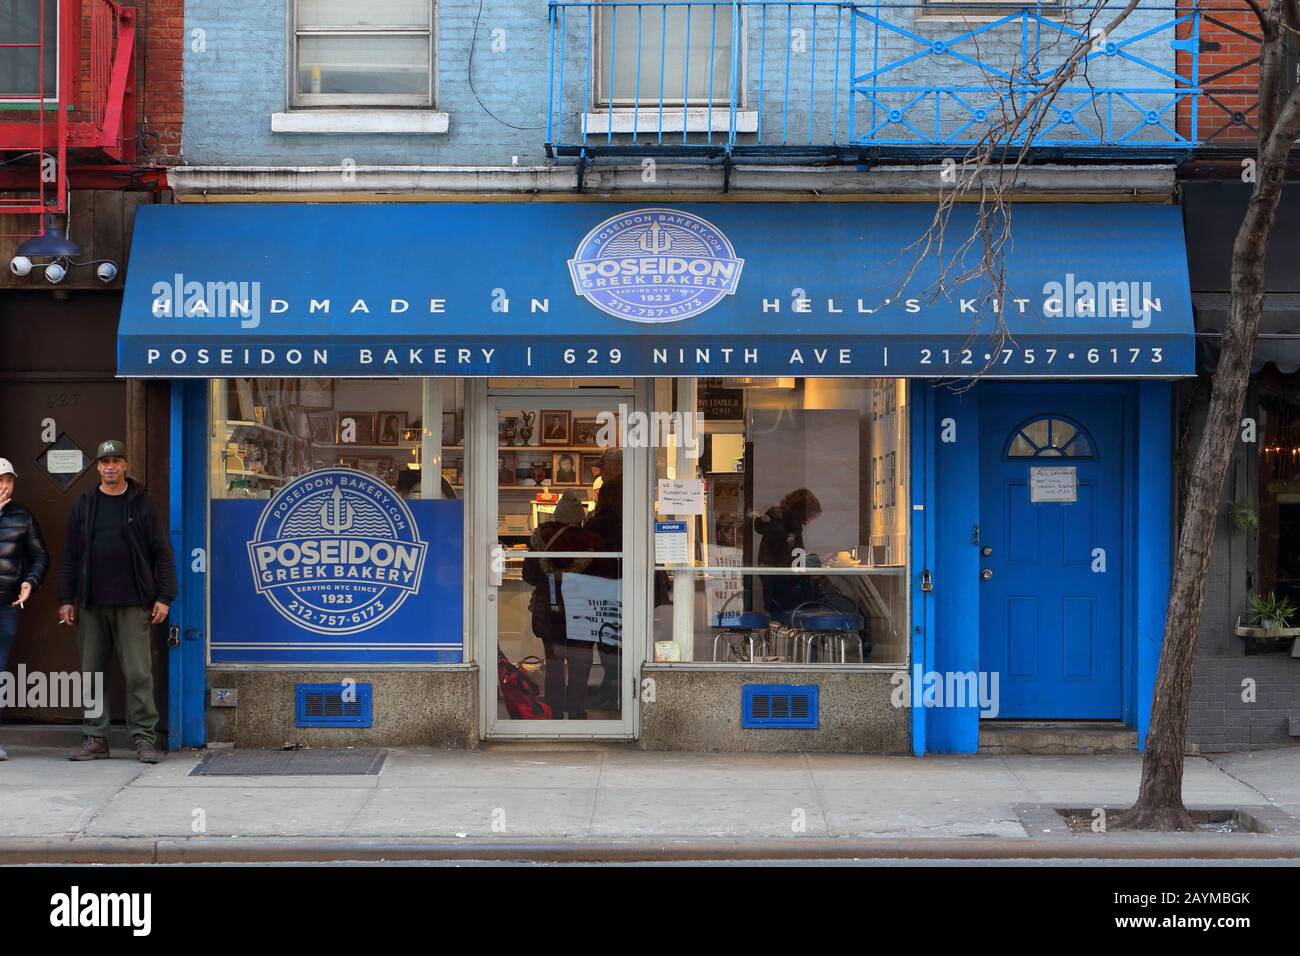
[{"xmin": 58, "ymin": 440, "xmax": 177, "ymax": 763}]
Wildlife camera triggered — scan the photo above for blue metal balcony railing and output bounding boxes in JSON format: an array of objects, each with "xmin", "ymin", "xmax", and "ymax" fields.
[{"xmin": 544, "ymin": 0, "xmax": 1204, "ymax": 158}]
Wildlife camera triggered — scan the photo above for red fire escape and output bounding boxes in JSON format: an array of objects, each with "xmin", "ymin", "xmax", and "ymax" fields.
[{"xmin": 0, "ymin": 0, "xmax": 137, "ymax": 240}]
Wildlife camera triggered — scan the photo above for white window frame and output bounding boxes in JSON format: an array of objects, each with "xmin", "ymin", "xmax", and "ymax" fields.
[
  {"xmin": 289, "ymin": 0, "xmax": 436, "ymax": 109},
  {"xmin": 1, "ymin": 0, "xmax": 60, "ymax": 105},
  {"xmin": 918, "ymin": 1, "xmax": 1067, "ymax": 24},
  {"xmin": 593, "ymin": 2, "xmax": 747, "ymax": 111}
]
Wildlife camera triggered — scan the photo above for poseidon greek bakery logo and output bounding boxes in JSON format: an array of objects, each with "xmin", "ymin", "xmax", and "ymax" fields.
[
  {"xmin": 248, "ymin": 468, "xmax": 427, "ymax": 635},
  {"xmin": 568, "ymin": 208, "xmax": 744, "ymax": 323}
]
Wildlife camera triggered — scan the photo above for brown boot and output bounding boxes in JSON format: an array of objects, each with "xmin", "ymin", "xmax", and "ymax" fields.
[
  {"xmin": 66, "ymin": 736, "xmax": 110, "ymax": 761},
  {"xmin": 133, "ymin": 736, "xmax": 164, "ymax": 764}
]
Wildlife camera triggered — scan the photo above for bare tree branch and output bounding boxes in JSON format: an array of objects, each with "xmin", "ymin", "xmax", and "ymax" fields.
[
  {"xmin": 1257, "ymin": 0, "xmax": 1284, "ymax": 140},
  {"xmin": 1114, "ymin": 5, "xmax": 1300, "ymax": 832}
]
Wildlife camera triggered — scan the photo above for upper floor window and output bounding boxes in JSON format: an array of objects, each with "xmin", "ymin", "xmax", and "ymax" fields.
[
  {"xmin": 292, "ymin": 0, "xmax": 434, "ymax": 108},
  {"xmin": 596, "ymin": 2, "xmax": 736, "ymax": 108},
  {"xmin": 0, "ymin": 0, "xmax": 58, "ymax": 102}
]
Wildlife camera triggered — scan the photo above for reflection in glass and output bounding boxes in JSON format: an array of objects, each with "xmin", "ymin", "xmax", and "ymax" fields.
[
  {"xmin": 653, "ymin": 378, "xmax": 909, "ymax": 665},
  {"xmin": 1023, "ymin": 417, "xmax": 1050, "ymax": 448},
  {"xmin": 495, "ymin": 403, "xmax": 626, "ymax": 721},
  {"xmin": 1052, "ymin": 418, "xmax": 1076, "ymax": 447},
  {"xmin": 1006, "ymin": 415, "xmax": 1097, "ymax": 459}
]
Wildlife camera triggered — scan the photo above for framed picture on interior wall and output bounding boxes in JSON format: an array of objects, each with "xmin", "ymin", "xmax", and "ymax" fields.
[
  {"xmin": 306, "ymin": 412, "xmax": 335, "ymax": 444},
  {"xmin": 497, "ymin": 451, "xmax": 516, "ymax": 485},
  {"xmin": 580, "ymin": 454, "xmax": 603, "ymax": 485},
  {"xmin": 234, "ymin": 379, "xmax": 257, "ymax": 422},
  {"xmin": 540, "ymin": 410, "xmax": 571, "ymax": 445},
  {"xmin": 552, "ymin": 452, "xmax": 579, "ymax": 485},
  {"xmin": 337, "ymin": 412, "xmax": 375, "ymax": 445},
  {"xmin": 442, "ymin": 411, "xmax": 459, "ymax": 446},
  {"xmin": 516, "ymin": 455, "xmax": 551, "ymax": 486},
  {"xmin": 377, "ymin": 411, "xmax": 407, "ymax": 446},
  {"xmin": 572, "ymin": 416, "xmax": 600, "ymax": 447},
  {"xmin": 298, "ymin": 378, "xmax": 334, "ymax": 409}
]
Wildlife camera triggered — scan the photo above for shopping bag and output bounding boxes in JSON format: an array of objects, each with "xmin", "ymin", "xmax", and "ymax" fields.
[{"xmin": 497, "ymin": 650, "xmax": 553, "ymax": 720}]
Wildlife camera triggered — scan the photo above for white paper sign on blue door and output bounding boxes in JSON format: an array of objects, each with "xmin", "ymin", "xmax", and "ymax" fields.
[{"xmin": 1030, "ymin": 466, "xmax": 1078, "ymax": 503}]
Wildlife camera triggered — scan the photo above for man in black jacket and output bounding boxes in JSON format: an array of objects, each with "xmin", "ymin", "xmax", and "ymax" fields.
[
  {"xmin": 58, "ymin": 441, "xmax": 177, "ymax": 763},
  {"xmin": 0, "ymin": 457, "xmax": 50, "ymax": 761}
]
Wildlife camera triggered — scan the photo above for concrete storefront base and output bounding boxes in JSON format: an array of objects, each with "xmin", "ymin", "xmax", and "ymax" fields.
[
  {"xmin": 639, "ymin": 667, "xmax": 910, "ymax": 753},
  {"xmin": 206, "ymin": 668, "xmax": 478, "ymax": 749}
]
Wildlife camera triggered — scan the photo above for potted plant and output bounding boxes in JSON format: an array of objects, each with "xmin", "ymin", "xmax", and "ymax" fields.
[
  {"xmin": 1248, "ymin": 592, "xmax": 1296, "ymax": 633},
  {"xmin": 1228, "ymin": 499, "xmax": 1259, "ymax": 533},
  {"xmin": 1234, "ymin": 592, "xmax": 1300, "ymax": 655}
]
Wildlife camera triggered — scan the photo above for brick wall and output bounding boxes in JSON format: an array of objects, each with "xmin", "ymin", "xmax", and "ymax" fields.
[
  {"xmin": 179, "ymin": 1, "xmax": 1182, "ymax": 166},
  {"xmin": 135, "ymin": 0, "xmax": 185, "ymax": 165},
  {"xmin": 1177, "ymin": 2, "xmax": 1265, "ymax": 146},
  {"xmin": 64, "ymin": 0, "xmax": 183, "ymax": 166}
]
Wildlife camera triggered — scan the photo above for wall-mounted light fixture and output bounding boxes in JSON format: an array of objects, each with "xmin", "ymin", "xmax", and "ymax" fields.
[{"xmin": 9, "ymin": 213, "xmax": 118, "ymax": 285}]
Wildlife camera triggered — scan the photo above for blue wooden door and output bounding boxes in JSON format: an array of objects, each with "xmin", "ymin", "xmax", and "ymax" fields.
[{"xmin": 978, "ymin": 392, "xmax": 1124, "ymax": 718}]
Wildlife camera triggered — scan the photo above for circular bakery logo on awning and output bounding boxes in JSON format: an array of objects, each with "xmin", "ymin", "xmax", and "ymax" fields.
[
  {"xmin": 247, "ymin": 468, "xmax": 427, "ymax": 635},
  {"xmin": 568, "ymin": 208, "xmax": 744, "ymax": 323}
]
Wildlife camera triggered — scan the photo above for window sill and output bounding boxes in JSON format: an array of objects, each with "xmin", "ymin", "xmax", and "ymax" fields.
[
  {"xmin": 584, "ymin": 108, "xmax": 758, "ymax": 135},
  {"xmin": 914, "ymin": 8, "xmax": 1066, "ymax": 24},
  {"xmin": 271, "ymin": 110, "xmax": 450, "ymax": 135}
]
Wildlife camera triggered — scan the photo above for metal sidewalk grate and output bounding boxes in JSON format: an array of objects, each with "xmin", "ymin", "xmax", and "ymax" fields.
[{"xmin": 189, "ymin": 749, "xmax": 387, "ymax": 777}]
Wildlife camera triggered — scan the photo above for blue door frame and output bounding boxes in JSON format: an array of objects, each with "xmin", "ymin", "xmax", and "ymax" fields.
[
  {"xmin": 166, "ymin": 379, "xmax": 208, "ymax": 750},
  {"xmin": 978, "ymin": 392, "xmax": 1124, "ymax": 718},
  {"xmin": 909, "ymin": 380, "xmax": 1173, "ymax": 754}
]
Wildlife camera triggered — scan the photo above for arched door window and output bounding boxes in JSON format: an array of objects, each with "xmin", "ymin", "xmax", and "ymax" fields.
[{"xmin": 1004, "ymin": 415, "xmax": 1097, "ymax": 460}]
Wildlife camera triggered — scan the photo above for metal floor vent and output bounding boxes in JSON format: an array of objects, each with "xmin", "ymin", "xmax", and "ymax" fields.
[
  {"xmin": 296, "ymin": 682, "xmax": 373, "ymax": 728},
  {"xmin": 742, "ymin": 684, "xmax": 819, "ymax": 729},
  {"xmin": 190, "ymin": 749, "xmax": 386, "ymax": 776}
]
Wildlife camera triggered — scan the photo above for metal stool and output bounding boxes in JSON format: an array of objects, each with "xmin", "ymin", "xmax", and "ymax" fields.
[
  {"xmin": 711, "ymin": 603, "xmax": 772, "ymax": 663},
  {"xmin": 786, "ymin": 601, "xmax": 867, "ymax": 664}
]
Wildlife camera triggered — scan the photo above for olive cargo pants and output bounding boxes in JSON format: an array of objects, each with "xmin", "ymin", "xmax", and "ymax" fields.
[{"xmin": 76, "ymin": 605, "xmax": 159, "ymax": 745}]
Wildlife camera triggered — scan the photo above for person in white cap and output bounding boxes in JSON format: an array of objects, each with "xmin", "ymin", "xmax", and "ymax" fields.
[{"xmin": 0, "ymin": 457, "xmax": 51, "ymax": 760}]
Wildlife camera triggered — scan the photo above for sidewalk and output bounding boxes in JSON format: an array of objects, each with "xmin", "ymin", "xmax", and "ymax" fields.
[{"xmin": 1, "ymin": 745, "xmax": 1298, "ymax": 862}]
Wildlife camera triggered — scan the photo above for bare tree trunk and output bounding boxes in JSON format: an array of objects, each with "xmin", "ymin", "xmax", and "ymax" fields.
[{"xmin": 1114, "ymin": 1, "xmax": 1300, "ymax": 830}]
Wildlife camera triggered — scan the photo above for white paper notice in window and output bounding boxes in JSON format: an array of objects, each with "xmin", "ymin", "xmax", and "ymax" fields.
[
  {"xmin": 657, "ymin": 478, "xmax": 705, "ymax": 515},
  {"xmin": 1029, "ymin": 466, "xmax": 1077, "ymax": 503}
]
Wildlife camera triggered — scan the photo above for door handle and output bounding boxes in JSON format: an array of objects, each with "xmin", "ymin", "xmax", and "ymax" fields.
[
  {"xmin": 921, "ymin": 569, "xmax": 933, "ymax": 592},
  {"xmin": 981, "ymin": 569, "xmax": 993, "ymax": 581},
  {"xmin": 167, "ymin": 624, "xmax": 180, "ymax": 648}
]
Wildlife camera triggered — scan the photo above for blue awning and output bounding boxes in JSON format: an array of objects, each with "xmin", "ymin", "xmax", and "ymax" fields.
[{"xmin": 117, "ymin": 202, "xmax": 1195, "ymax": 378}]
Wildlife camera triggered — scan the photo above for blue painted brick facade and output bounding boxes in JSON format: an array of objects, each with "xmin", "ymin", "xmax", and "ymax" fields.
[{"xmin": 182, "ymin": 2, "xmax": 1190, "ymax": 166}]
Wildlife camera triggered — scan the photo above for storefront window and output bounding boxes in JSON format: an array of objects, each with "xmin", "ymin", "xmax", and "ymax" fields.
[
  {"xmin": 652, "ymin": 377, "xmax": 909, "ymax": 665},
  {"xmin": 206, "ymin": 377, "xmax": 467, "ymax": 665},
  {"xmin": 210, "ymin": 378, "xmax": 464, "ymax": 499}
]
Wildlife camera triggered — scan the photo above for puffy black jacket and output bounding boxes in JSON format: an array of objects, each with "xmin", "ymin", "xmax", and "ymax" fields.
[
  {"xmin": 753, "ymin": 505, "xmax": 816, "ymax": 616},
  {"xmin": 0, "ymin": 503, "xmax": 49, "ymax": 604},
  {"xmin": 58, "ymin": 478, "xmax": 178, "ymax": 607}
]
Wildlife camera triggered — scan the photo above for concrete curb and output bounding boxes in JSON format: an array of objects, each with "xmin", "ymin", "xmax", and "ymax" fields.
[{"xmin": 3, "ymin": 836, "xmax": 1300, "ymax": 864}]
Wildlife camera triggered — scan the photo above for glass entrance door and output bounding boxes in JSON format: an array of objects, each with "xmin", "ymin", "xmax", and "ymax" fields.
[{"xmin": 482, "ymin": 391, "xmax": 635, "ymax": 736}]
